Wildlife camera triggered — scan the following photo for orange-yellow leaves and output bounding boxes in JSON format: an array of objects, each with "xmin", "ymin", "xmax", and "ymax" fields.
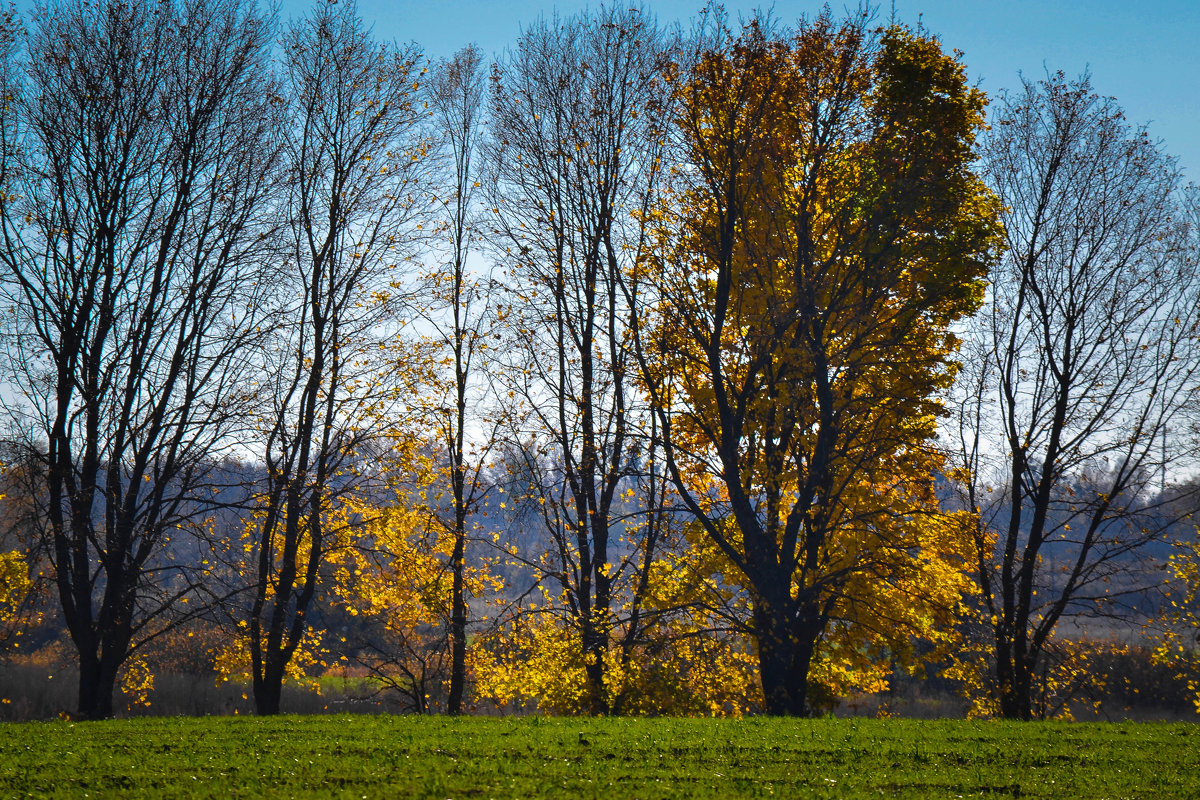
[
  {"xmin": 634, "ymin": 11, "xmax": 1000, "ymax": 708},
  {"xmin": 0, "ymin": 550, "xmax": 29, "ymax": 629},
  {"xmin": 1150, "ymin": 540, "xmax": 1200, "ymax": 714}
]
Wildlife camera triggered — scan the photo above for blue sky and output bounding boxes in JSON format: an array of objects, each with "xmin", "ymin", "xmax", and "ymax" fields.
[{"xmin": 295, "ymin": 0, "xmax": 1200, "ymax": 178}]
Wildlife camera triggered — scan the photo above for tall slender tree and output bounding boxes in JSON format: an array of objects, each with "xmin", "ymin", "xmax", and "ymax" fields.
[
  {"xmin": 245, "ymin": 0, "xmax": 430, "ymax": 716},
  {"xmin": 487, "ymin": 5, "xmax": 669, "ymax": 713},
  {"xmin": 423, "ymin": 43, "xmax": 495, "ymax": 715}
]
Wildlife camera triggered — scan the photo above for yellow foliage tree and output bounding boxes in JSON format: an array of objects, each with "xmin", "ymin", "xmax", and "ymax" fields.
[
  {"xmin": 221, "ymin": 446, "xmax": 503, "ymax": 715},
  {"xmin": 326, "ymin": 492, "xmax": 502, "ymax": 714},
  {"xmin": 0, "ymin": 549, "xmax": 30, "ymax": 636},
  {"xmin": 1152, "ymin": 540, "xmax": 1200, "ymax": 714},
  {"xmin": 472, "ymin": 537, "xmax": 763, "ymax": 716},
  {"xmin": 634, "ymin": 10, "xmax": 1000, "ymax": 715}
]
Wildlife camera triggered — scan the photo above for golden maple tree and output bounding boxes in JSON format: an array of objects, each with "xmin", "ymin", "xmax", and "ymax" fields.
[
  {"xmin": 634, "ymin": 11, "xmax": 1001, "ymax": 715},
  {"xmin": 324, "ymin": 484, "xmax": 502, "ymax": 714}
]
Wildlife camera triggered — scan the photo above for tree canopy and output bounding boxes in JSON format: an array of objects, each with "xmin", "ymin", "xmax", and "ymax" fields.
[{"xmin": 635, "ymin": 11, "xmax": 1001, "ymax": 715}]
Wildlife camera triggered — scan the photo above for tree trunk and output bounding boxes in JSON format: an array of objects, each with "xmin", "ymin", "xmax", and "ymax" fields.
[
  {"xmin": 74, "ymin": 642, "xmax": 124, "ymax": 719},
  {"xmin": 254, "ymin": 657, "xmax": 285, "ymax": 716},
  {"xmin": 753, "ymin": 598, "xmax": 819, "ymax": 716},
  {"xmin": 997, "ymin": 685, "xmax": 1032, "ymax": 720},
  {"xmin": 447, "ymin": 510, "xmax": 467, "ymax": 714},
  {"xmin": 75, "ymin": 652, "xmax": 120, "ymax": 720},
  {"xmin": 69, "ymin": 609, "xmax": 130, "ymax": 719},
  {"xmin": 583, "ymin": 626, "xmax": 609, "ymax": 715},
  {"xmin": 995, "ymin": 638, "xmax": 1034, "ymax": 720}
]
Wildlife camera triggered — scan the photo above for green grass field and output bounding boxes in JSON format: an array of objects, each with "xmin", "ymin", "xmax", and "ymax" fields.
[{"xmin": 0, "ymin": 715, "xmax": 1196, "ymax": 798}]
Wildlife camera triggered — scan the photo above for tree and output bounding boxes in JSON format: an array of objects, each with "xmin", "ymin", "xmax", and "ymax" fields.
[
  {"xmin": 635, "ymin": 10, "xmax": 999, "ymax": 716},
  {"xmin": 486, "ymin": 5, "xmax": 670, "ymax": 714},
  {"xmin": 422, "ymin": 43, "xmax": 495, "ymax": 714},
  {"xmin": 0, "ymin": 0, "xmax": 279, "ymax": 718},
  {"xmin": 1151, "ymin": 537, "xmax": 1200, "ymax": 715},
  {"xmin": 954, "ymin": 72, "xmax": 1200, "ymax": 719},
  {"xmin": 0, "ymin": 446, "xmax": 51, "ymax": 662},
  {"xmin": 243, "ymin": 0, "xmax": 430, "ymax": 716},
  {"xmin": 472, "ymin": 504, "xmax": 766, "ymax": 716},
  {"xmin": 321, "ymin": 468, "xmax": 504, "ymax": 714}
]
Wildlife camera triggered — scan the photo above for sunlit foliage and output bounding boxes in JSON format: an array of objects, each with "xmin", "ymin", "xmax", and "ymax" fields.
[
  {"xmin": 1152, "ymin": 540, "xmax": 1200, "ymax": 714},
  {"xmin": 634, "ymin": 9, "xmax": 1001, "ymax": 714}
]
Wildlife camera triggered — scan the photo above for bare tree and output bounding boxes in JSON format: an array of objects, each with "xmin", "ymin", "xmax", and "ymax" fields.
[
  {"xmin": 245, "ymin": 0, "xmax": 430, "ymax": 716},
  {"xmin": 487, "ymin": 6, "xmax": 669, "ymax": 713},
  {"xmin": 0, "ymin": 0, "xmax": 280, "ymax": 718},
  {"xmin": 955, "ymin": 71, "xmax": 1200, "ymax": 719},
  {"xmin": 421, "ymin": 43, "xmax": 497, "ymax": 715}
]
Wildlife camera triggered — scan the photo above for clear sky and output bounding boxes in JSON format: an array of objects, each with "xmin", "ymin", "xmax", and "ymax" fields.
[{"xmin": 296, "ymin": 0, "xmax": 1200, "ymax": 179}]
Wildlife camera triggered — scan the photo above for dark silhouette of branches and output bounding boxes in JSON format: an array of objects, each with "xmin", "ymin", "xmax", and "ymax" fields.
[
  {"xmin": 955, "ymin": 71, "xmax": 1200, "ymax": 719},
  {"xmin": 0, "ymin": 0, "xmax": 281, "ymax": 718}
]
